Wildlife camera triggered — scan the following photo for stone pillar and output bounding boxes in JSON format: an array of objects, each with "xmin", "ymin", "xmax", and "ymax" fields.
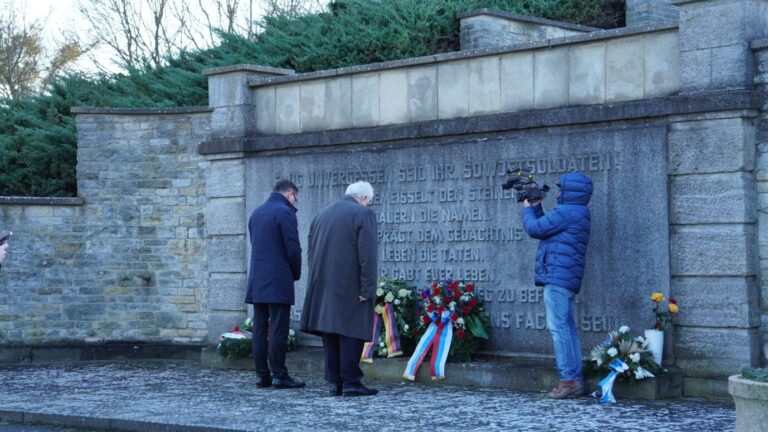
[
  {"xmin": 669, "ymin": 0, "xmax": 767, "ymax": 392},
  {"xmin": 458, "ymin": 9, "xmax": 595, "ymax": 51},
  {"xmin": 203, "ymin": 64, "xmax": 294, "ymax": 138},
  {"xmin": 753, "ymin": 39, "xmax": 768, "ymax": 364},
  {"xmin": 626, "ymin": 0, "xmax": 679, "ymax": 27},
  {"xmin": 675, "ymin": 0, "xmax": 768, "ymax": 92},
  {"xmin": 202, "ymin": 64, "xmax": 293, "ymax": 344}
]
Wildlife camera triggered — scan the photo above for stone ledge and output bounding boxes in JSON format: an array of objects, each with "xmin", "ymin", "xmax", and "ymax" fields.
[
  {"xmin": 71, "ymin": 106, "xmax": 213, "ymax": 115},
  {"xmin": 199, "ymin": 90, "xmax": 759, "ymax": 154},
  {"xmin": 202, "ymin": 347, "xmax": 683, "ymax": 400},
  {"xmin": 0, "ymin": 342, "xmax": 205, "ymax": 364},
  {"xmin": 457, "ymin": 9, "xmax": 601, "ymax": 32},
  {"xmin": 0, "ymin": 196, "xmax": 83, "ymax": 206},
  {"xmin": 0, "ymin": 411, "xmax": 242, "ymax": 432},
  {"xmin": 247, "ymin": 23, "xmax": 678, "ymax": 88},
  {"xmin": 202, "ymin": 64, "xmax": 295, "ymax": 77}
]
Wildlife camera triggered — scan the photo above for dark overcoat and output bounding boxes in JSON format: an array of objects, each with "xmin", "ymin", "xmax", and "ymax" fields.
[
  {"xmin": 299, "ymin": 196, "xmax": 378, "ymax": 341},
  {"xmin": 245, "ymin": 192, "xmax": 302, "ymax": 305},
  {"xmin": 522, "ymin": 172, "xmax": 592, "ymax": 293}
]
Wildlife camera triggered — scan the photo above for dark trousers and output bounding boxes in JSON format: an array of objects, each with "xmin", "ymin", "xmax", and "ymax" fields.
[
  {"xmin": 322, "ymin": 333, "xmax": 365, "ymax": 389},
  {"xmin": 252, "ymin": 303, "xmax": 290, "ymax": 379}
]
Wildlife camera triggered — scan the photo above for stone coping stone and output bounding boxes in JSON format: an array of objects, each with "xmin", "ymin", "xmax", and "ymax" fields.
[
  {"xmin": 457, "ymin": 8, "xmax": 601, "ymax": 33},
  {"xmin": 0, "ymin": 196, "xmax": 83, "ymax": 206},
  {"xmin": 246, "ymin": 23, "xmax": 678, "ymax": 88},
  {"xmin": 199, "ymin": 89, "xmax": 760, "ymax": 154},
  {"xmin": 0, "ymin": 342, "xmax": 205, "ymax": 364},
  {"xmin": 0, "ymin": 411, "xmax": 243, "ymax": 432},
  {"xmin": 202, "ymin": 64, "xmax": 295, "ymax": 77},
  {"xmin": 71, "ymin": 106, "xmax": 212, "ymax": 115},
  {"xmin": 202, "ymin": 347, "xmax": 683, "ymax": 400}
]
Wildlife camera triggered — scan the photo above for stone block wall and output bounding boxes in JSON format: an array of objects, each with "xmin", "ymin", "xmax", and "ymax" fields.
[
  {"xmin": 248, "ymin": 26, "xmax": 679, "ymax": 136},
  {"xmin": 458, "ymin": 9, "xmax": 596, "ymax": 51},
  {"xmin": 0, "ymin": 198, "xmax": 85, "ymax": 343},
  {"xmin": 626, "ymin": 0, "xmax": 680, "ymax": 26},
  {"xmin": 0, "ymin": 108, "xmax": 212, "ymax": 346},
  {"xmin": 754, "ymin": 39, "xmax": 768, "ymax": 362}
]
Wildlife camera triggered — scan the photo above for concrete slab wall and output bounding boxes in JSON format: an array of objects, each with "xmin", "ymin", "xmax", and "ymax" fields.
[{"xmin": 250, "ymin": 26, "xmax": 680, "ymax": 135}]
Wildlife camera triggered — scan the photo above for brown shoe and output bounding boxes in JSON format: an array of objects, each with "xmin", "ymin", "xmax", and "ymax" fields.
[{"xmin": 548, "ymin": 380, "xmax": 584, "ymax": 399}]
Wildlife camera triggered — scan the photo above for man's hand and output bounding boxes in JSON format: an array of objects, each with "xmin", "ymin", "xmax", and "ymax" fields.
[
  {"xmin": 358, "ymin": 296, "xmax": 368, "ymax": 302},
  {"xmin": 523, "ymin": 199, "xmax": 540, "ymax": 208}
]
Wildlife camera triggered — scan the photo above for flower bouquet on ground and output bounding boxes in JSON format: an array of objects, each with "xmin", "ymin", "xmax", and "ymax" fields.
[
  {"xmin": 361, "ymin": 278, "xmax": 419, "ymax": 362},
  {"xmin": 403, "ymin": 279, "xmax": 490, "ymax": 381},
  {"xmin": 584, "ymin": 325, "xmax": 665, "ymax": 381},
  {"xmin": 217, "ymin": 318, "xmax": 299, "ymax": 359}
]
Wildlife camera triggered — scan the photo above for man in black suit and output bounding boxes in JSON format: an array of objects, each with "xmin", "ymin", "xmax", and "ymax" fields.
[{"xmin": 246, "ymin": 180, "xmax": 304, "ymax": 389}]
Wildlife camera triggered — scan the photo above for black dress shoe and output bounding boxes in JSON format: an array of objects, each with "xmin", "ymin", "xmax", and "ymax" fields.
[
  {"xmin": 342, "ymin": 385, "xmax": 379, "ymax": 397},
  {"xmin": 329, "ymin": 384, "xmax": 342, "ymax": 396},
  {"xmin": 273, "ymin": 376, "xmax": 306, "ymax": 389},
  {"xmin": 257, "ymin": 376, "xmax": 272, "ymax": 388}
]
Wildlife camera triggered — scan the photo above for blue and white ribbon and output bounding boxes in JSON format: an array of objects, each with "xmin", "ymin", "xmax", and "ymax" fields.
[
  {"xmin": 403, "ymin": 310, "xmax": 452, "ymax": 380},
  {"xmin": 590, "ymin": 359, "xmax": 629, "ymax": 404}
]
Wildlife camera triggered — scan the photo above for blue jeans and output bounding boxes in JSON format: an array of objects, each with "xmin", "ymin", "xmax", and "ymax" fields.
[{"xmin": 544, "ymin": 284, "xmax": 583, "ymax": 382}]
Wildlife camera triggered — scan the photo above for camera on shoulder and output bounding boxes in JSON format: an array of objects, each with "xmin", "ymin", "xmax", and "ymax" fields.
[{"xmin": 501, "ymin": 168, "xmax": 550, "ymax": 203}]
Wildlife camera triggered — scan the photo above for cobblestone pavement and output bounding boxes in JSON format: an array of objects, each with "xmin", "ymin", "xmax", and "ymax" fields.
[{"xmin": 0, "ymin": 361, "xmax": 734, "ymax": 432}]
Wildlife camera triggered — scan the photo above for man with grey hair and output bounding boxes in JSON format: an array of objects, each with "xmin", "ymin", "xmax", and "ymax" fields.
[{"xmin": 300, "ymin": 181, "xmax": 379, "ymax": 397}]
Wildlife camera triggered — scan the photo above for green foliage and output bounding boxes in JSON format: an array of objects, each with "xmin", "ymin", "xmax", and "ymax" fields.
[
  {"xmin": 0, "ymin": 0, "xmax": 625, "ymax": 196},
  {"xmin": 742, "ymin": 366, "xmax": 768, "ymax": 382}
]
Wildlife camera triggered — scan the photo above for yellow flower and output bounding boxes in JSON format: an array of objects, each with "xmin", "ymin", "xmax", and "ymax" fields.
[
  {"xmin": 651, "ymin": 292, "xmax": 664, "ymax": 303},
  {"xmin": 668, "ymin": 303, "xmax": 679, "ymax": 314}
]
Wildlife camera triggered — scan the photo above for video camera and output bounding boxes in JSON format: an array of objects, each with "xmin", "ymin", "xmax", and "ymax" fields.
[{"xmin": 501, "ymin": 168, "xmax": 550, "ymax": 203}]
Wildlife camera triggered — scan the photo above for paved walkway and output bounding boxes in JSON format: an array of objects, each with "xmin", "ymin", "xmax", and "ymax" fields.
[{"xmin": 0, "ymin": 361, "xmax": 735, "ymax": 432}]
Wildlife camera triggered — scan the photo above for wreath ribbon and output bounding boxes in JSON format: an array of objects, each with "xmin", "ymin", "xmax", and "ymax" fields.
[
  {"xmin": 590, "ymin": 359, "xmax": 629, "ymax": 404},
  {"xmin": 403, "ymin": 310, "xmax": 453, "ymax": 381},
  {"xmin": 361, "ymin": 303, "xmax": 403, "ymax": 363}
]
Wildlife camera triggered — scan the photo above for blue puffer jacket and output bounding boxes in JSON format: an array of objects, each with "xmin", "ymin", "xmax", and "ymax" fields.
[{"xmin": 522, "ymin": 172, "xmax": 592, "ymax": 293}]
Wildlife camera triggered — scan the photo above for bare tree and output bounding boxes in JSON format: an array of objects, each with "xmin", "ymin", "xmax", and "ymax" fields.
[{"xmin": 0, "ymin": 5, "xmax": 86, "ymax": 99}]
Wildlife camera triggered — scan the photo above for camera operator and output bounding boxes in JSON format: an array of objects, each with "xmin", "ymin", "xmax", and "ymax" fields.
[
  {"xmin": 520, "ymin": 172, "xmax": 592, "ymax": 399},
  {"xmin": 0, "ymin": 231, "xmax": 10, "ymax": 269}
]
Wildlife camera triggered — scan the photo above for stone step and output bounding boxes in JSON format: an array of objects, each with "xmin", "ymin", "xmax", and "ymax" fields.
[{"xmin": 202, "ymin": 346, "xmax": 684, "ymax": 400}]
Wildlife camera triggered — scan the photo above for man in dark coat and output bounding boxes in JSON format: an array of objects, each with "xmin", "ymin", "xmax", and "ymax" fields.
[
  {"xmin": 246, "ymin": 180, "xmax": 304, "ymax": 389},
  {"xmin": 299, "ymin": 181, "xmax": 379, "ymax": 397},
  {"xmin": 521, "ymin": 171, "xmax": 592, "ymax": 399}
]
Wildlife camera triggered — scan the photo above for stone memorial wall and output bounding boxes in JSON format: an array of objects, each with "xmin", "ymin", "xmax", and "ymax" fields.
[{"xmin": 245, "ymin": 126, "xmax": 669, "ymax": 356}]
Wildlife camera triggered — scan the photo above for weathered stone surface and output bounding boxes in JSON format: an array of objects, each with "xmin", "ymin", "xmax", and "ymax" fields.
[
  {"xmin": 534, "ymin": 48, "xmax": 568, "ymax": 109},
  {"xmin": 205, "ymin": 159, "xmax": 245, "ymax": 198},
  {"xmin": 205, "ymin": 198, "xmax": 245, "ymax": 236},
  {"xmin": 670, "ymin": 225, "xmax": 758, "ymax": 276},
  {"xmin": 669, "ymin": 172, "xmax": 757, "ymax": 224},
  {"xmin": 500, "ymin": 52, "xmax": 534, "ymax": 112},
  {"xmin": 325, "ymin": 77, "xmax": 352, "ymax": 130},
  {"xmin": 207, "ymin": 274, "xmax": 248, "ymax": 311},
  {"xmin": 676, "ymin": 327, "xmax": 762, "ymax": 378},
  {"xmin": 207, "ymin": 72, "xmax": 252, "ymax": 108},
  {"xmin": 210, "ymin": 105, "xmax": 253, "ymax": 138},
  {"xmin": 275, "ymin": 84, "xmax": 300, "ymax": 134},
  {"xmin": 246, "ymin": 125, "xmax": 670, "ymax": 356},
  {"xmin": 352, "ymin": 73, "xmax": 379, "ymax": 127},
  {"xmin": 437, "ymin": 61, "xmax": 469, "ymax": 119},
  {"xmin": 644, "ymin": 31, "xmax": 681, "ymax": 97},
  {"xmin": 299, "ymin": 81, "xmax": 325, "ymax": 132},
  {"xmin": 626, "ymin": 0, "xmax": 680, "ymax": 27},
  {"xmin": 468, "ymin": 56, "xmax": 501, "ymax": 115},
  {"xmin": 729, "ymin": 374, "xmax": 768, "ymax": 432},
  {"xmin": 407, "ymin": 66, "xmax": 438, "ymax": 122},
  {"xmin": 606, "ymin": 36, "xmax": 644, "ymax": 102},
  {"xmin": 379, "ymin": 69, "xmax": 409, "ymax": 125},
  {"xmin": 668, "ymin": 116, "xmax": 756, "ymax": 174},
  {"xmin": 672, "ymin": 276, "xmax": 760, "ymax": 328},
  {"xmin": 568, "ymin": 42, "xmax": 606, "ymax": 105},
  {"xmin": 207, "ymin": 236, "xmax": 246, "ymax": 273},
  {"xmin": 254, "ymin": 87, "xmax": 276, "ymax": 134}
]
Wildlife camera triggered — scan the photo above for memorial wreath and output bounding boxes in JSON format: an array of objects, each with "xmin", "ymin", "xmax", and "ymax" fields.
[{"xmin": 361, "ymin": 278, "xmax": 419, "ymax": 362}]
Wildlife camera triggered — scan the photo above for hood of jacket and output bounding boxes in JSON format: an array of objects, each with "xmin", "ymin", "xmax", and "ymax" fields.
[{"xmin": 556, "ymin": 172, "xmax": 593, "ymax": 205}]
